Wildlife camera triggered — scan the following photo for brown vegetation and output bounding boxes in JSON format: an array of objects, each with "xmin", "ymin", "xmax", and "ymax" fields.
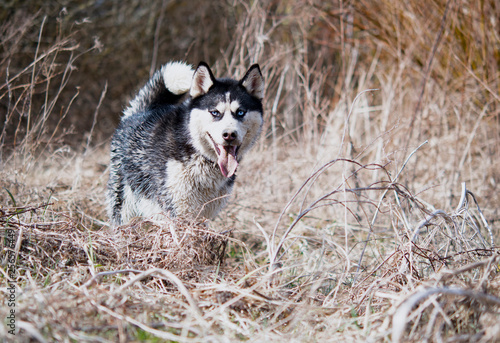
[{"xmin": 1, "ymin": 0, "xmax": 499, "ymax": 342}]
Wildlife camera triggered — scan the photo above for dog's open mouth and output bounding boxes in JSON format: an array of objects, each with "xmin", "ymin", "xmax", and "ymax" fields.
[{"xmin": 207, "ymin": 134, "xmax": 239, "ymax": 178}]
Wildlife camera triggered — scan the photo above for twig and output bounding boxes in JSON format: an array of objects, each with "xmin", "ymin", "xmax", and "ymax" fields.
[
  {"xmin": 84, "ymin": 81, "xmax": 107, "ymax": 157},
  {"xmin": 405, "ymin": 0, "xmax": 454, "ymax": 146},
  {"xmin": 0, "ymin": 203, "xmax": 53, "ymax": 218},
  {"xmin": 453, "ymin": 182, "xmax": 493, "ymax": 247},
  {"xmin": 410, "ymin": 210, "xmax": 450, "ymax": 242},
  {"xmin": 150, "ymin": 0, "xmax": 168, "ymax": 77},
  {"xmin": 392, "ymin": 286, "xmax": 500, "ymax": 343},
  {"xmin": 81, "ymin": 269, "xmax": 143, "ymax": 288},
  {"xmin": 0, "ymin": 218, "xmax": 67, "ymax": 229},
  {"xmin": 465, "ymin": 188, "xmax": 494, "ymax": 248},
  {"xmin": 438, "ymin": 254, "xmax": 500, "ymax": 282},
  {"xmin": 353, "ymin": 141, "xmax": 428, "ymax": 284},
  {"xmin": 338, "ymin": 88, "xmax": 379, "ymax": 158},
  {"xmin": 115, "ymin": 268, "xmax": 203, "ymax": 318},
  {"xmin": 26, "ymin": 16, "xmax": 46, "ymax": 136},
  {"xmin": 254, "ymin": 219, "xmax": 272, "ymax": 264}
]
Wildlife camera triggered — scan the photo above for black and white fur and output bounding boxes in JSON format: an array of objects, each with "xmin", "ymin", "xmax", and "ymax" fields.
[{"xmin": 107, "ymin": 61, "xmax": 264, "ymax": 226}]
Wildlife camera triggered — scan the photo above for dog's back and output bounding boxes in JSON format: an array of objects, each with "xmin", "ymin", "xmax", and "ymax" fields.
[{"xmin": 107, "ymin": 61, "xmax": 264, "ymax": 226}]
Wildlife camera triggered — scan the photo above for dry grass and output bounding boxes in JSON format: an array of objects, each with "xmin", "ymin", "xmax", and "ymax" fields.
[{"xmin": 1, "ymin": 0, "xmax": 500, "ymax": 342}]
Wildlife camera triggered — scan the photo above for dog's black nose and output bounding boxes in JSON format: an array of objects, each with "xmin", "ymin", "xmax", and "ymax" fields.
[{"xmin": 222, "ymin": 130, "xmax": 237, "ymax": 142}]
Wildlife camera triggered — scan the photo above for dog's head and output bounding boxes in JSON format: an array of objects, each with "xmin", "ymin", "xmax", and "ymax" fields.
[{"xmin": 188, "ymin": 62, "xmax": 264, "ymax": 178}]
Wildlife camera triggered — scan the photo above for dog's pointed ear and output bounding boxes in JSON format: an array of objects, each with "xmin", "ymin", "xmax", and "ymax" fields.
[
  {"xmin": 240, "ymin": 64, "xmax": 264, "ymax": 100},
  {"xmin": 190, "ymin": 62, "xmax": 215, "ymax": 98}
]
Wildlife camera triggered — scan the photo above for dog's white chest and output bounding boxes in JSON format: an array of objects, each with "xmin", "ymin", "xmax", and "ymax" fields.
[{"xmin": 166, "ymin": 156, "xmax": 232, "ymax": 219}]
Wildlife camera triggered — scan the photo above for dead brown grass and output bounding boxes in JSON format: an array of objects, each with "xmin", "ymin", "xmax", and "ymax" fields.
[{"xmin": 1, "ymin": 0, "xmax": 499, "ymax": 342}]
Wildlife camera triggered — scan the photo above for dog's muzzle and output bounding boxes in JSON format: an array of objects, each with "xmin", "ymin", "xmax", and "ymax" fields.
[{"xmin": 207, "ymin": 133, "xmax": 240, "ymax": 178}]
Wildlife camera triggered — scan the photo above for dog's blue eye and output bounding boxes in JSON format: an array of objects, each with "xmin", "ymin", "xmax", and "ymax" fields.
[
  {"xmin": 236, "ymin": 109, "xmax": 246, "ymax": 117},
  {"xmin": 210, "ymin": 110, "xmax": 221, "ymax": 117}
]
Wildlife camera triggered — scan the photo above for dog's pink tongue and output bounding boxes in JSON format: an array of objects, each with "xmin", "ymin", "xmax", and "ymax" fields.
[{"xmin": 217, "ymin": 145, "xmax": 238, "ymax": 178}]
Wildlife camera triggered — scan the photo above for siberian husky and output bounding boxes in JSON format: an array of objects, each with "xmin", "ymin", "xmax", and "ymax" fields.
[{"xmin": 107, "ymin": 61, "xmax": 264, "ymax": 226}]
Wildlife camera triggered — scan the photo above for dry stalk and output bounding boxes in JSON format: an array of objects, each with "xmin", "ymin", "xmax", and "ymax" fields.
[{"xmin": 392, "ymin": 286, "xmax": 500, "ymax": 343}]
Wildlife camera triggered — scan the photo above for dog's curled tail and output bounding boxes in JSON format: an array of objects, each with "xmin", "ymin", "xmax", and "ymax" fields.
[{"xmin": 123, "ymin": 61, "xmax": 194, "ymax": 119}]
